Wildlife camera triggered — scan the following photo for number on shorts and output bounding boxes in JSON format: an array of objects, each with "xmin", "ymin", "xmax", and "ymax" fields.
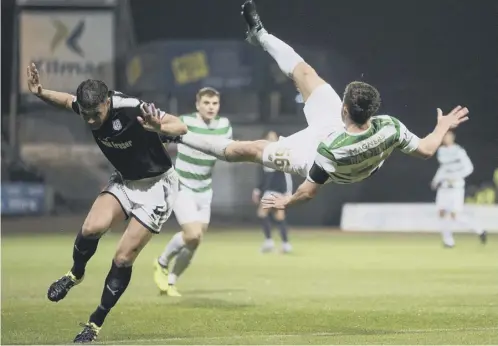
[
  {"xmin": 274, "ymin": 158, "xmax": 290, "ymax": 169},
  {"xmin": 273, "ymin": 148, "xmax": 291, "ymax": 169}
]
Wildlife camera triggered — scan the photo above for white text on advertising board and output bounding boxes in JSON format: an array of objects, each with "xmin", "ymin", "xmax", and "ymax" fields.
[{"xmin": 20, "ymin": 11, "xmax": 114, "ymax": 93}]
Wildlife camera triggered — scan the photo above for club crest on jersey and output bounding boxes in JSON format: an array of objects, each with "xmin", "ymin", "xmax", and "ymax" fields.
[{"xmin": 112, "ymin": 119, "xmax": 122, "ymax": 131}]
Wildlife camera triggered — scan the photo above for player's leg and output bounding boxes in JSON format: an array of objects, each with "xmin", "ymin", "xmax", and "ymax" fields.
[
  {"xmin": 74, "ymin": 217, "xmax": 154, "ymax": 343},
  {"xmin": 182, "ymin": 132, "xmax": 310, "ymax": 178},
  {"xmin": 439, "ymin": 209, "xmax": 454, "ymax": 248},
  {"xmin": 168, "ymin": 192, "xmax": 212, "ymax": 294},
  {"xmin": 242, "ymin": 0, "xmax": 343, "ymax": 130},
  {"xmin": 155, "ymin": 189, "xmax": 198, "ymax": 293},
  {"xmin": 257, "ymin": 202, "xmax": 274, "ymax": 252},
  {"xmin": 180, "ymin": 133, "xmax": 270, "ymax": 164},
  {"xmin": 450, "ymin": 188, "xmax": 488, "ymax": 244},
  {"xmin": 273, "ymin": 208, "xmax": 291, "ymax": 253},
  {"xmin": 436, "ymin": 187, "xmax": 455, "ymax": 248},
  {"xmin": 74, "ymin": 170, "xmax": 178, "ymax": 342},
  {"xmin": 47, "ymin": 178, "xmax": 129, "ymax": 302},
  {"xmin": 168, "ymin": 222, "xmax": 207, "ymax": 295},
  {"xmin": 156, "ymin": 222, "xmax": 203, "ymax": 296},
  {"xmin": 455, "ymin": 214, "xmax": 488, "ymax": 244}
]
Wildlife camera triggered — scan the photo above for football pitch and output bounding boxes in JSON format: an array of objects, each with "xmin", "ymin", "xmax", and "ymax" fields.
[{"xmin": 2, "ymin": 230, "xmax": 497, "ymax": 345}]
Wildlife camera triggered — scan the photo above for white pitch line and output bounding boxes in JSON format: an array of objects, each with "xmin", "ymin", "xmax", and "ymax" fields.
[{"xmin": 102, "ymin": 326, "xmax": 498, "ymax": 344}]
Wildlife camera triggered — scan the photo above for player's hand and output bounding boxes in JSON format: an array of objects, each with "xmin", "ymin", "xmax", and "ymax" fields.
[
  {"xmin": 138, "ymin": 103, "xmax": 162, "ymax": 132},
  {"xmin": 27, "ymin": 63, "xmax": 43, "ymax": 95},
  {"xmin": 252, "ymin": 189, "xmax": 261, "ymax": 204},
  {"xmin": 437, "ymin": 106, "xmax": 469, "ymax": 130},
  {"xmin": 261, "ymin": 193, "xmax": 290, "ymax": 210}
]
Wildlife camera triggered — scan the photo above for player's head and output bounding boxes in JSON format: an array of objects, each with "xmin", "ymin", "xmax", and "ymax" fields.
[
  {"xmin": 342, "ymin": 81, "xmax": 381, "ymax": 126},
  {"xmin": 76, "ymin": 79, "xmax": 110, "ymax": 129},
  {"xmin": 442, "ymin": 130, "xmax": 455, "ymax": 146},
  {"xmin": 196, "ymin": 87, "xmax": 220, "ymax": 121},
  {"xmin": 264, "ymin": 130, "xmax": 279, "ymax": 142}
]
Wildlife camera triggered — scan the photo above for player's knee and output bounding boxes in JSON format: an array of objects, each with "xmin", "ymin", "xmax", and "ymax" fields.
[
  {"xmin": 81, "ymin": 218, "xmax": 109, "ymax": 238},
  {"xmin": 293, "ymin": 63, "xmax": 326, "ymax": 101},
  {"xmin": 184, "ymin": 229, "xmax": 203, "ymax": 248},
  {"xmin": 294, "ymin": 62, "xmax": 316, "ymax": 79},
  {"xmin": 113, "ymin": 249, "xmax": 136, "ymax": 267},
  {"xmin": 185, "ymin": 236, "xmax": 202, "ymax": 249}
]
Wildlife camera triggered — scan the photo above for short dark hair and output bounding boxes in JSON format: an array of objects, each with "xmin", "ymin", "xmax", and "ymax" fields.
[
  {"xmin": 196, "ymin": 87, "xmax": 220, "ymax": 101},
  {"xmin": 76, "ymin": 79, "xmax": 108, "ymax": 109},
  {"xmin": 343, "ymin": 81, "xmax": 381, "ymax": 125}
]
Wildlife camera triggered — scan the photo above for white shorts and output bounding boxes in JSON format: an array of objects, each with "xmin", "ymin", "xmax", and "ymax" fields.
[
  {"xmin": 262, "ymin": 83, "xmax": 343, "ymax": 177},
  {"xmin": 102, "ymin": 169, "xmax": 179, "ymax": 233},
  {"xmin": 173, "ymin": 187, "xmax": 213, "ymax": 225},
  {"xmin": 436, "ymin": 187, "xmax": 465, "ymax": 212}
]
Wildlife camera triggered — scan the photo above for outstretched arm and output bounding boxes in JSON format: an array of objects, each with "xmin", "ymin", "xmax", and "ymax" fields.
[
  {"xmin": 138, "ymin": 103, "xmax": 187, "ymax": 136},
  {"xmin": 158, "ymin": 113, "xmax": 188, "ymax": 136},
  {"xmin": 261, "ymin": 179, "xmax": 320, "ymax": 210},
  {"xmin": 411, "ymin": 124, "xmax": 449, "ymax": 159},
  {"xmin": 261, "ymin": 161, "xmax": 327, "ymax": 209},
  {"xmin": 411, "ymin": 107, "xmax": 469, "ymax": 159},
  {"xmin": 394, "ymin": 107, "xmax": 469, "ymax": 159},
  {"xmin": 27, "ymin": 63, "xmax": 74, "ymax": 110}
]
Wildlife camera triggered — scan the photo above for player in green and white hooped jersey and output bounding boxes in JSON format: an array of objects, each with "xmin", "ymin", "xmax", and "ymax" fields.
[
  {"xmin": 141, "ymin": 0, "xmax": 469, "ymax": 211},
  {"xmin": 431, "ymin": 131, "xmax": 487, "ymax": 247},
  {"xmin": 153, "ymin": 87, "xmax": 232, "ymax": 296}
]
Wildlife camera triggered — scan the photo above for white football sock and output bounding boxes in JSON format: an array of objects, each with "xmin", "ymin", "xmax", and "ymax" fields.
[
  {"xmin": 440, "ymin": 215, "xmax": 455, "ymax": 246},
  {"xmin": 158, "ymin": 232, "xmax": 185, "ymax": 267},
  {"xmin": 182, "ymin": 132, "xmax": 233, "ymax": 161},
  {"xmin": 170, "ymin": 247, "xmax": 197, "ymax": 283},
  {"xmin": 167, "ymin": 273, "xmax": 177, "ymax": 285},
  {"xmin": 257, "ymin": 32, "xmax": 304, "ymax": 77}
]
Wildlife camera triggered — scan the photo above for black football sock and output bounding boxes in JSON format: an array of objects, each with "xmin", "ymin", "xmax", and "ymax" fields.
[
  {"xmin": 89, "ymin": 261, "xmax": 132, "ymax": 327},
  {"xmin": 71, "ymin": 229, "xmax": 100, "ymax": 280}
]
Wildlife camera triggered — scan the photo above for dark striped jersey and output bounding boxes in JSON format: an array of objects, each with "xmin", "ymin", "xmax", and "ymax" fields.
[{"xmin": 71, "ymin": 91, "xmax": 173, "ymax": 180}]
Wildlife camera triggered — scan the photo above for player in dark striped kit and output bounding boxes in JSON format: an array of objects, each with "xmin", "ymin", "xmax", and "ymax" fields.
[
  {"xmin": 27, "ymin": 63, "xmax": 186, "ymax": 343},
  {"xmin": 252, "ymin": 131, "xmax": 293, "ymax": 253}
]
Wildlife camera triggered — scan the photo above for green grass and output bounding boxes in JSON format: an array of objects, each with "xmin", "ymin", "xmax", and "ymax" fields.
[{"xmin": 2, "ymin": 230, "xmax": 497, "ymax": 345}]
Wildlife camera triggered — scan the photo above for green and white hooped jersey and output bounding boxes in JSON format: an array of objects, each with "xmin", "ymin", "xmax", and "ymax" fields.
[
  {"xmin": 175, "ymin": 113, "xmax": 232, "ymax": 193},
  {"xmin": 311, "ymin": 115, "xmax": 420, "ymax": 184}
]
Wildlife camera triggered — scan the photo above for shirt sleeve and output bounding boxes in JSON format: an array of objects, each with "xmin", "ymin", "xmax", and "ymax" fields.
[
  {"xmin": 391, "ymin": 116, "xmax": 420, "ymax": 154},
  {"xmin": 71, "ymin": 96, "xmax": 80, "ymax": 114},
  {"xmin": 306, "ymin": 143, "xmax": 335, "ymax": 184}
]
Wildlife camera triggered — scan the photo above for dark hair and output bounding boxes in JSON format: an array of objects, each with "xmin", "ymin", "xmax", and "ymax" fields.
[
  {"xmin": 343, "ymin": 81, "xmax": 381, "ymax": 125},
  {"xmin": 76, "ymin": 79, "xmax": 108, "ymax": 109},
  {"xmin": 196, "ymin": 87, "xmax": 220, "ymax": 101}
]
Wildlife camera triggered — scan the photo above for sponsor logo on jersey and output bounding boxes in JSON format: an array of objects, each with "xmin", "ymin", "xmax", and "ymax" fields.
[
  {"xmin": 112, "ymin": 119, "xmax": 122, "ymax": 131},
  {"xmin": 348, "ymin": 134, "xmax": 386, "ymax": 156},
  {"xmin": 99, "ymin": 139, "xmax": 132, "ymax": 150}
]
